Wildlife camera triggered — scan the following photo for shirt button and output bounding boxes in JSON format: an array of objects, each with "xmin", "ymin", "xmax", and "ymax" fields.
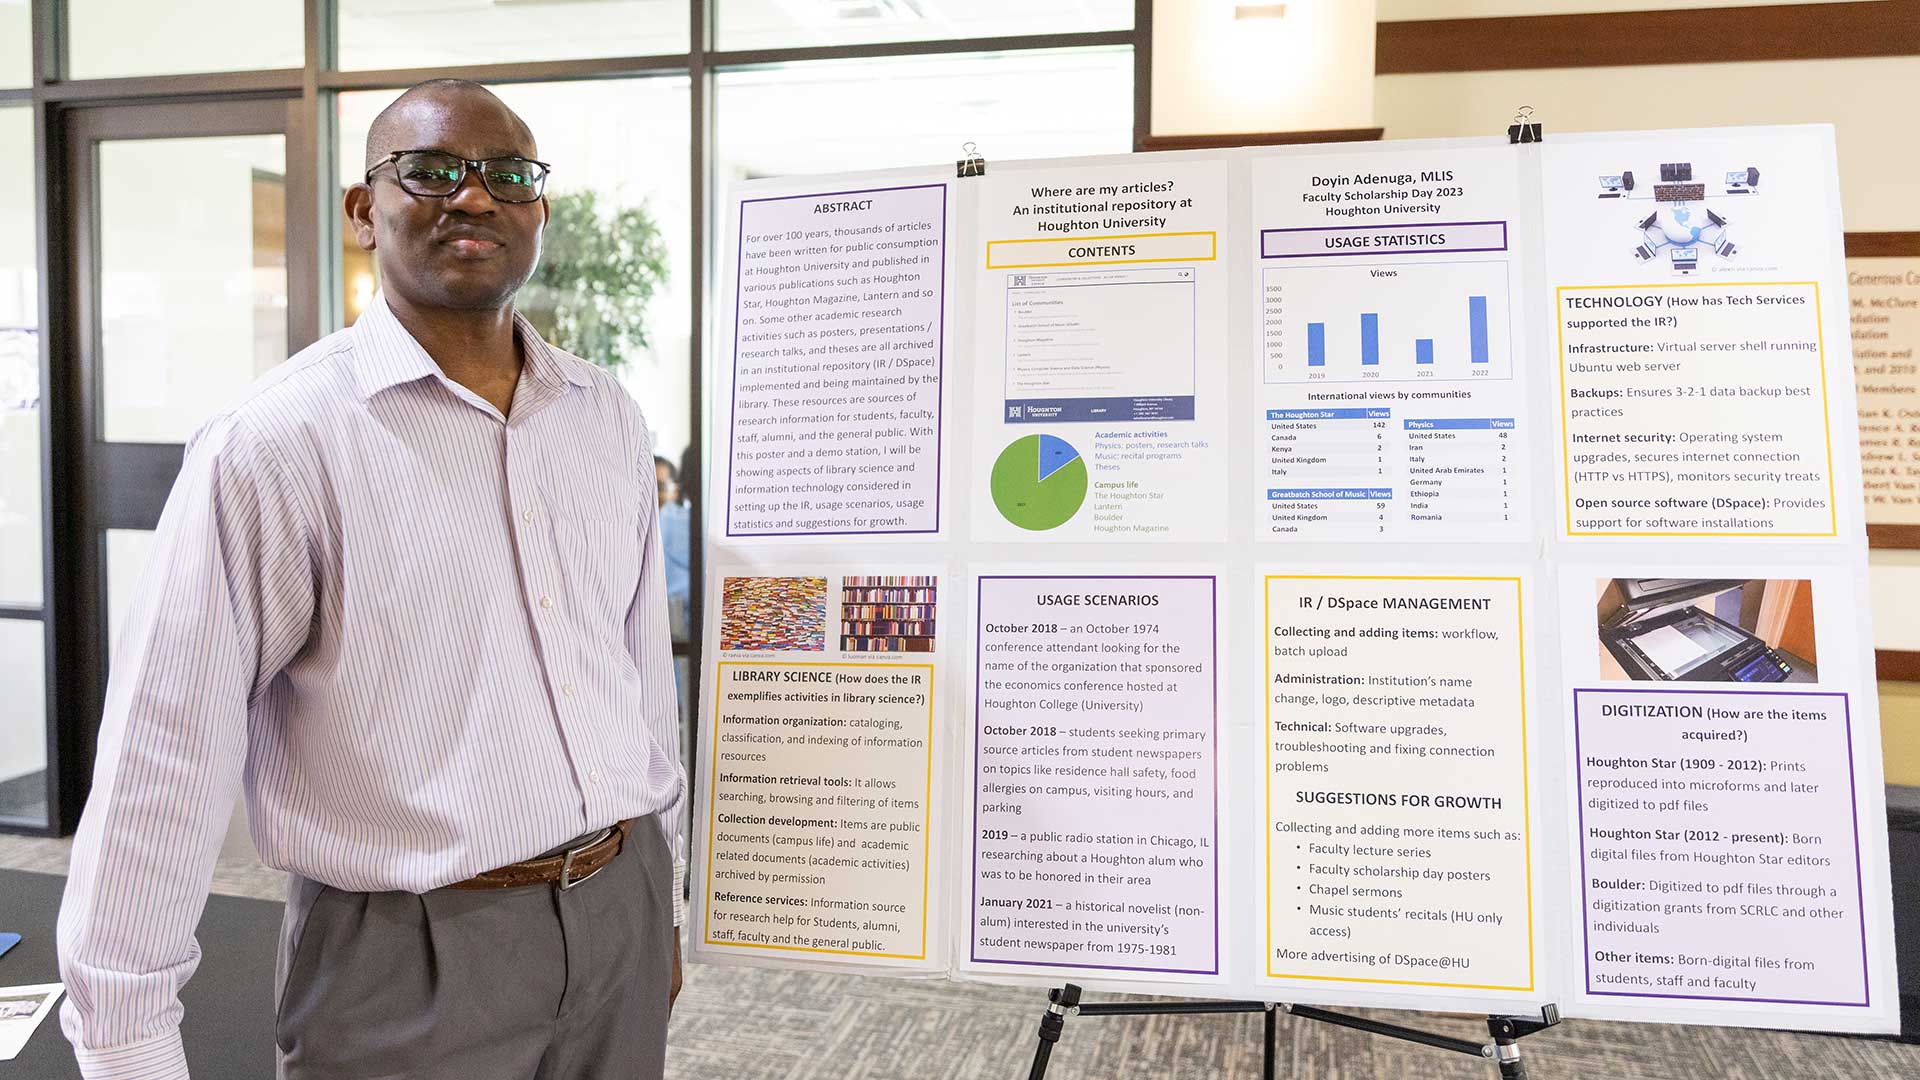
[
  {"xmin": 539, "ymin": 595, "xmax": 554, "ymax": 609},
  {"xmin": 562, "ymin": 682, "xmax": 576, "ymax": 697},
  {"xmin": 588, "ymin": 770, "xmax": 602, "ymax": 785},
  {"xmin": 522, "ymin": 509, "xmax": 535, "ymax": 524}
]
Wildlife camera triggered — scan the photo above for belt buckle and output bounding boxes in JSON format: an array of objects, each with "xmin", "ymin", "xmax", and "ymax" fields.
[{"xmin": 559, "ymin": 827, "xmax": 614, "ymax": 890}]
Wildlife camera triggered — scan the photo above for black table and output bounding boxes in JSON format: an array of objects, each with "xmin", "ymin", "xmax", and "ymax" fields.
[{"xmin": 0, "ymin": 868, "xmax": 282, "ymax": 1077}]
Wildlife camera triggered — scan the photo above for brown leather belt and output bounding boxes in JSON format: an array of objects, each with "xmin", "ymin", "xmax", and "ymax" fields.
[{"xmin": 447, "ymin": 819, "xmax": 634, "ymax": 891}]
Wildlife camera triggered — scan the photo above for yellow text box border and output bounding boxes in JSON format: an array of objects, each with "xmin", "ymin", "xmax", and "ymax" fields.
[
  {"xmin": 703, "ymin": 659, "xmax": 936, "ymax": 962},
  {"xmin": 1554, "ymin": 281, "xmax": 1840, "ymax": 539},
  {"xmin": 985, "ymin": 230, "xmax": 1218, "ymax": 270},
  {"xmin": 1261, "ymin": 574, "xmax": 1535, "ymax": 993}
]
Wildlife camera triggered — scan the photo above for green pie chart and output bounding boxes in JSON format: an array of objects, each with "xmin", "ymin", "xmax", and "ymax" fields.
[{"xmin": 990, "ymin": 433, "xmax": 1088, "ymax": 531}]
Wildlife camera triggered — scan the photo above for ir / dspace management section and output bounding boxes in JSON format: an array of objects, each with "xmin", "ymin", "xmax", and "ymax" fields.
[{"xmin": 1263, "ymin": 574, "xmax": 1535, "ymax": 993}]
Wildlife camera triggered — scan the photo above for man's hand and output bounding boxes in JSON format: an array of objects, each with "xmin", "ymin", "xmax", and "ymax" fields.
[{"xmin": 669, "ymin": 936, "xmax": 683, "ymax": 1014}]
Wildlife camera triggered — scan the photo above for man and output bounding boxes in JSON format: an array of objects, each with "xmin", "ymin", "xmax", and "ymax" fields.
[
  {"xmin": 653, "ymin": 454, "xmax": 678, "ymax": 509},
  {"xmin": 57, "ymin": 79, "xmax": 685, "ymax": 1080}
]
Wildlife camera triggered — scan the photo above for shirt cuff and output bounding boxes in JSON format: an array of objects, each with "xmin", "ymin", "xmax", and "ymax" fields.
[
  {"xmin": 672, "ymin": 857, "xmax": 687, "ymax": 927},
  {"xmin": 73, "ymin": 1027, "xmax": 190, "ymax": 1080}
]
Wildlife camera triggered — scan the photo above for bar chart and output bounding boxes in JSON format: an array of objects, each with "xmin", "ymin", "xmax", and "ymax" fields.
[{"xmin": 1263, "ymin": 260, "xmax": 1513, "ymax": 384}]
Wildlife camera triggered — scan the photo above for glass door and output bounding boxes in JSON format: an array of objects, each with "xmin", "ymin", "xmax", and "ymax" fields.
[
  {"xmin": 50, "ymin": 98, "xmax": 312, "ymax": 830},
  {"xmin": 0, "ymin": 108, "xmax": 45, "ymax": 830}
]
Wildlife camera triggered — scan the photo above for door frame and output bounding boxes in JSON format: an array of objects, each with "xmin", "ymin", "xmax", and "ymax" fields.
[{"xmin": 43, "ymin": 96, "xmax": 318, "ymax": 833}]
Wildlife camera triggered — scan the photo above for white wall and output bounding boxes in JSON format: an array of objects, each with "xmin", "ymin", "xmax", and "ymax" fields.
[{"xmin": 1152, "ymin": 0, "xmax": 1376, "ymax": 136}]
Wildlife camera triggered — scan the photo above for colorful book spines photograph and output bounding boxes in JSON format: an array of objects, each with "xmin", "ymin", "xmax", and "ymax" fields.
[
  {"xmin": 842, "ymin": 604, "xmax": 936, "ymax": 620},
  {"xmin": 840, "ymin": 620, "xmax": 936, "ymax": 636},
  {"xmin": 718, "ymin": 576, "xmax": 829, "ymax": 651},
  {"xmin": 841, "ymin": 575, "xmax": 938, "ymax": 653}
]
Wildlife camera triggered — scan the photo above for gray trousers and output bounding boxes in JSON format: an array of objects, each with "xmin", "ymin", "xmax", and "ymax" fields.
[{"xmin": 274, "ymin": 815, "xmax": 674, "ymax": 1080}]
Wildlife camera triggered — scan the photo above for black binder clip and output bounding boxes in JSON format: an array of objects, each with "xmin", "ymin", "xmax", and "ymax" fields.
[
  {"xmin": 956, "ymin": 141, "xmax": 987, "ymax": 177},
  {"xmin": 1508, "ymin": 105, "xmax": 1543, "ymax": 144}
]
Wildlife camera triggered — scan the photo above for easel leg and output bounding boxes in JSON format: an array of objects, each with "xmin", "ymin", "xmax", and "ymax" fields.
[
  {"xmin": 1026, "ymin": 984, "xmax": 1081, "ymax": 1080},
  {"xmin": 1262, "ymin": 1005, "xmax": 1277, "ymax": 1080},
  {"xmin": 1487, "ymin": 1008, "xmax": 1559, "ymax": 1080},
  {"xmin": 1019, "ymin": 990, "xmax": 1556, "ymax": 1079},
  {"xmin": 1490, "ymin": 1029, "xmax": 1528, "ymax": 1080}
]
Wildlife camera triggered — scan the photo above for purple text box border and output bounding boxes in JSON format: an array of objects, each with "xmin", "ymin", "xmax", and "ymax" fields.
[
  {"xmin": 1571, "ymin": 687, "xmax": 1870, "ymax": 1008},
  {"xmin": 724, "ymin": 183, "xmax": 948, "ymax": 538},
  {"xmin": 970, "ymin": 574, "xmax": 1221, "ymax": 976},
  {"xmin": 1259, "ymin": 220, "xmax": 1510, "ymax": 260}
]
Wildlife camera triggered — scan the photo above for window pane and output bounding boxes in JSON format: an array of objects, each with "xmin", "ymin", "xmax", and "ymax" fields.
[
  {"xmin": 718, "ymin": 0, "xmax": 1131, "ymax": 50},
  {"xmin": 66, "ymin": 0, "xmax": 300, "ymax": 79},
  {"xmin": 0, "ymin": 2, "xmax": 28, "ymax": 89},
  {"xmin": 98, "ymin": 135, "xmax": 287, "ymax": 443},
  {"xmin": 0, "ymin": 363, "xmax": 35, "ymax": 608},
  {"xmin": 1, "ymin": 108, "xmax": 39, "ymax": 607},
  {"xmin": 716, "ymin": 48, "xmax": 1132, "ymax": 181},
  {"xmin": 337, "ymin": 0, "xmax": 688, "ymax": 71},
  {"xmin": 337, "ymin": 78, "xmax": 693, "ymax": 460},
  {"xmin": 0, "ymin": 619, "xmax": 47, "ymax": 826},
  {"xmin": 106, "ymin": 527, "xmax": 155, "ymax": 659}
]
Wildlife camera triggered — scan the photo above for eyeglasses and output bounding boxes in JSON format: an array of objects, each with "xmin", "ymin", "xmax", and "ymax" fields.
[{"xmin": 365, "ymin": 149, "xmax": 551, "ymax": 204}]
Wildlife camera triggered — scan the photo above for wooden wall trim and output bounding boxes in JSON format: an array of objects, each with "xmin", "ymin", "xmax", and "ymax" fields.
[
  {"xmin": 1869, "ymin": 525, "xmax": 1920, "ymax": 550},
  {"xmin": 1879, "ymin": 649, "xmax": 1920, "ymax": 681},
  {"xmin": 1136, "ymin": 128, "xmax": 1384, "ymax": 152},
  {"xmin": 1378, "ymin": 1, "xmax": 1920, "ymax": 75},
  {"xmin": 1848, "ymin": 231, "xmax": 1920, "ymax": 257}
]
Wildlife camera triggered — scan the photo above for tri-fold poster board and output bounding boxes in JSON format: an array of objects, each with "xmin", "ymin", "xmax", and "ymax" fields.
[{"xmin": 689, "ymin": 124, "xmax": 1901, "ymax": 1034}]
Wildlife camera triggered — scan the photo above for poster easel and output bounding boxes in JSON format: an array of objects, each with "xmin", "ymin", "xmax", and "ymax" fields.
[{"xmin": 1023, "ymin": 983, "xmax": 1561, "ymax": 1080}]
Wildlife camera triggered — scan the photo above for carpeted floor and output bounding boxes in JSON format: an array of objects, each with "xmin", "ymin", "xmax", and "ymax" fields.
[{"xmin": 4, "ymin": 832, "xmax": 1916, "ymax": 1079}]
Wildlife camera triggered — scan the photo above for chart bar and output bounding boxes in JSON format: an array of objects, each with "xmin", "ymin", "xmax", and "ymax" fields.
[
  {"xmin": 1260, "ymin": 261, "xmax": 1513, "ymax": 386},
  {"xmin": 1469, "ymin": 296, "xmax": 1489, "ymax": 364}
]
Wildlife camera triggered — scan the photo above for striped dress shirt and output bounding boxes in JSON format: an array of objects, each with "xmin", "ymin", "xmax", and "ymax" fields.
[{"xmin": 56, "ymin": 293, "xmax": 687, "ymax": 1080}]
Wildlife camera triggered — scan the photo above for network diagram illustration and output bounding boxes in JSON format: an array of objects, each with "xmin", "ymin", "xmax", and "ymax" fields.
[{"xmin": 1595, "ymin": 159, "xmax": 1762, "ymax": 274}]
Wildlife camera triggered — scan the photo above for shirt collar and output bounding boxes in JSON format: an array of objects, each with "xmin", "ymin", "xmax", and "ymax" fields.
[
  {"xmin": 350, "ymin": 291, "xmax": 593, "ymax": 402},
  {"xmin": 515, "ymin": 309, "xmax": 596, "ymax": 393}
]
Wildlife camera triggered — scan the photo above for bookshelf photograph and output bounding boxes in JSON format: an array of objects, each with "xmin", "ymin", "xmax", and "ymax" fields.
[{"xmin": 841, "ymin": 575, "xmax": 938, "ymax": 653}]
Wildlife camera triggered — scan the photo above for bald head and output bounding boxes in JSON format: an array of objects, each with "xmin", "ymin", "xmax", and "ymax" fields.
[{"xmin": 364, "ymin": 79, "xmax": 536, "ymax": 173}]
